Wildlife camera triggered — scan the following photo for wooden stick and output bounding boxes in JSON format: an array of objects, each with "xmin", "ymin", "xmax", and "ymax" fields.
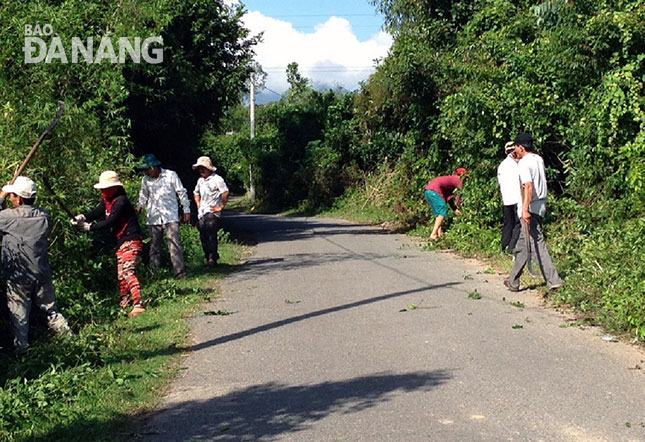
[
  {"xmin": 11, "ymin": 101, "xmax": 65, "ymax": 184},
  {"xmin": 41, "ymin": 175, "xmax": 74, "ymax": 218}
]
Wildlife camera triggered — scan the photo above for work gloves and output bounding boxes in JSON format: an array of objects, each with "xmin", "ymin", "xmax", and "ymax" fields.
[{"xmin": 70, "ymin": 215, "xmax": 90, "ymax": 232}]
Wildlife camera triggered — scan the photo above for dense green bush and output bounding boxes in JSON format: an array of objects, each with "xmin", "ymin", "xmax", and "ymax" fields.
[
  {"xmin": 0, "ymin": 0, "xmax": 254, "ymax": 331},
  {"xmin": 207, "ymin": 64, "xmax": 359, "ymax": 212},
  {"xmin": 0, "ymin": 5, "xmax": 255, "ymax": 438},
  {"xmin": 360, "ymin": 0, "xmax": 644, "ymax": 338}
]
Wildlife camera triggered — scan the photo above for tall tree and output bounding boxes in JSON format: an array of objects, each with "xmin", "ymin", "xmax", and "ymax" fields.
[{"xmin": 125, "ymin": 0, "xmax": 258, "ymax": 187}]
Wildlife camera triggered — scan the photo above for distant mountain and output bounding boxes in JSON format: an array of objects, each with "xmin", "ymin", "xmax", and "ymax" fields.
[{"xmin": 254, "ymin": 84, "xmax": 353, "ymax": 104}]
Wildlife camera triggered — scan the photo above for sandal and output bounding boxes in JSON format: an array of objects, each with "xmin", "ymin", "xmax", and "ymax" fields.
[{"xmin": 129, "ymin": 304, "xmax": 145, "ymax": 317}]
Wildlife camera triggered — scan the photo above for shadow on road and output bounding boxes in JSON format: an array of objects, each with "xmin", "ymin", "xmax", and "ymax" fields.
[
  {"xmin": 230, "ymin": 251, "xmax": 394, "ymax": 282},
  {"xmin": 190, "ymin": 282, "xmax": 459, "ymax": 352},
  {"xmin": 99, "ymin": 213, "xmax": 463, "ymax": 362},
  {"xmin": 135, "ymin": 370, "xmax": 453, "ymax": 440},
  {"xmin": 223, "ymin": 213, "xmax": 387, "ymax": 245},
  {"xmin": 224, "ymin": 213, "xmax": 442, "ymax": 292},
  {"xmin": 99, "ymin": 281, "xmax": 461, "ymax": 368}
]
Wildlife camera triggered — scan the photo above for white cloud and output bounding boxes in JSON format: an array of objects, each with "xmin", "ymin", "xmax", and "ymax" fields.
[{"xmin": 241, "ymin": 11, "xmax": 392, "ymax": 97}]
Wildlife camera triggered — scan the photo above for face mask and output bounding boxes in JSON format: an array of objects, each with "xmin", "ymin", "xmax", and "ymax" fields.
[{"xmin": 100, "ymin": 187, "xmax": 119, "ymax": 200}]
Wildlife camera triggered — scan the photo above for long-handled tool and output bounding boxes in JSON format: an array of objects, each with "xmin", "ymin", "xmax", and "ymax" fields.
[
  {"xmin": 9, "ymin": 101, "xmax": 65, "ymax": 184},
  {"xmin": 523, "ymin": 219, "xmax": 539, "ymax": 277},
  {"xmin": 41, "ymin": 175, "xmax": 74, "ymax": 218}
]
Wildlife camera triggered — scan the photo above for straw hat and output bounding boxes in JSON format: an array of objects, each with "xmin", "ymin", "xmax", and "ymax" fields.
[
  {"xmin": 93, "ymin": 171, "xmax": 124, "ymax": 189},
  {"xmin": 191, "ymin": 156, "xmax": 216, "ymax": 171},
  {"xmin": 2, "ymin": 176, "xmax": 37, "ymax": 199}
]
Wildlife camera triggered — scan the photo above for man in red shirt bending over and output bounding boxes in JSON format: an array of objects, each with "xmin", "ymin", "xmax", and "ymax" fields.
[{"xmin": 423, "ymin": 168, "xmax": 468, "ymax": 239}]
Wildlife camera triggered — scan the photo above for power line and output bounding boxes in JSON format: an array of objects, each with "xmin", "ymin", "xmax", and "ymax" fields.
[
  {"xmin": 262, "ymin": 69, "xmax": 377, "ymax": 73},
  {"xmin": 280, "ymin": 24, "xmax": 383, "ymax": 29},
  {"xmin": 249, "ymin": 13, "xmax": 379, "ymax": 18},
  {"xmin": 262, "ymin": 66, "xmax": 376, "ymax": 70},
  {"xmin": 262, "ymin": 87, "xmax": 282, "ymax": 97}
]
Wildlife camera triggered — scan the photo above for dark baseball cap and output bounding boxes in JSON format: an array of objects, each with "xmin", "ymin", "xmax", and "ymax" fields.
[{"xmin": 514, "ymin": 132, "xmax": 534, "ymax": 148}]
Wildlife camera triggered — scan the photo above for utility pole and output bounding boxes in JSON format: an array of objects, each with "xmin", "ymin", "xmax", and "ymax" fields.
[{"xmin": 248, "ymin": 71, "xmax": 256, "ymax": 203}]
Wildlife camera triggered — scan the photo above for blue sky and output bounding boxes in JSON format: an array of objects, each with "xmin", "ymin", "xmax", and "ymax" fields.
[
  {"xmin": 239, "ymin": 0, "xmax": 386, "ymax": 41},
  {"xmin": 229, "ymin": 0, "xmax": 392, "ymax": 101}
]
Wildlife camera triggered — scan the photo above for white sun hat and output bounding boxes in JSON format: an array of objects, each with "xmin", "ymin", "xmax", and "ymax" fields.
[
  {"xmin": 93, "ymin": 170, "xmax": 124, "ymax": 189},
  {"xmin": 191, "ymin": 156, "xmax": 217, "ymax": 171},
  {"xmin": 2, "ymin": 176, "xmax": 37, "ymax": 199}
]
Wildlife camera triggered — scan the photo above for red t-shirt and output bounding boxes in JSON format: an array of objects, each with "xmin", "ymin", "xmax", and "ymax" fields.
[{"xmin": 425, "ymin": 175, "xmax": 463, "ymax": 202}]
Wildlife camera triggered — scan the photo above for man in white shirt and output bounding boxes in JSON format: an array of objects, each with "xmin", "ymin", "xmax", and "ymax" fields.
[
  {"xmin": 497, "ymin": 141, "xmax": 521, "ymax": 253},
  {"xmin": 137, "ymin": 154, "xmax": 191, "ymax": 278},
  {"xmin": 504, "ymin": 133, "xmax": 564, "ymax": 293},
  {"xmin": 192, "ymin": 156, "xmax": 229, "ymax": 267}
]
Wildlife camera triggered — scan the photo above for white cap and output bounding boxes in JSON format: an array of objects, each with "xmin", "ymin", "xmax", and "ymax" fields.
[{"xmin": 2, "ymin": 176, "xmax": 37, "ymax": 199}]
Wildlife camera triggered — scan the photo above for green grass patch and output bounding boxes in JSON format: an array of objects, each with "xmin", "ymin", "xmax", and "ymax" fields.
[
  {"xmin": 321, "ymin": 186, "xmax": 397, "ymax": 225},
  {"xmin": 0, "ymin": 226, "xmax": 246, "ymax": 441}
]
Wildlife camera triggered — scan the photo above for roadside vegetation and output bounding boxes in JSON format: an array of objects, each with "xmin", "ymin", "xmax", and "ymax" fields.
[
  {"xmin": 1, "ymin": 1, "xmax": 254, "ymax": 440},
  {"xmin": 0, "ymin": 227, "xmax": 245, "ymax": 441},
  {"xmin": 0, "ymin": 0, "xmax": 643, "ymax": 439},
  {"xmin": 214, "ymin": 0, "xmax": 644, "ymax": 341}
]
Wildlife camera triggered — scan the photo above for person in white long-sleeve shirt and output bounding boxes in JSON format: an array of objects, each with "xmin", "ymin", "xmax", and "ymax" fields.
[
  {"xmin": 136, "ymin": 154, "xmax": 191, "ymax": 278},
  {"xmin": 497, "ymin": 141, "xmax": 522, "ymax": 253}
]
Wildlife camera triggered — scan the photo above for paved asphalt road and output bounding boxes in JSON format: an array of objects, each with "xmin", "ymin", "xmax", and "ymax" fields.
[{"xmin": 140, "ymin": 212, "xmax": 644, "ymax": 441}]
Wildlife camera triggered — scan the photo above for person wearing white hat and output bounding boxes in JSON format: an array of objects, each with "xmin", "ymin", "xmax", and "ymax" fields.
[
  {"xmin": 0, "ymin": 176, "xmax": 71, "ymax": 354},
  {"xmin": 497, "ymin": 141, "xmax": 521, "ymax": 253},
  {"xmin": 72, "ymin": 171, "xmax": 145, "ymax": 316},
  {"xmin": 192, "ymin": 156, "xmax": 229, "ymax": 266}
]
